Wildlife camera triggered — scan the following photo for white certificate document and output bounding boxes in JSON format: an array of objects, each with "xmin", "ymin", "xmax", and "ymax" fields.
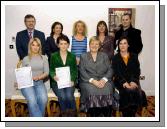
[
  {"xmin": 56, "ymin": 66, "xmax": 71, "ymax": 89},
  {"xmin": 15, "ymin": 66, "xmax": 33, "ymax": 89}
]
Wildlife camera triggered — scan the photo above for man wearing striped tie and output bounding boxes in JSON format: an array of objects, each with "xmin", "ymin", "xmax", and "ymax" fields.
[{"xmin": 16, "ymin": 14, "xmax": 45, "ymax": 60}]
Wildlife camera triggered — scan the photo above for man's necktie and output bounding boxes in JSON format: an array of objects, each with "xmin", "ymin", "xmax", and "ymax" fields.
[{"xmin": 29, "ymin": 31, "xmax": 32, "ymax": 39}]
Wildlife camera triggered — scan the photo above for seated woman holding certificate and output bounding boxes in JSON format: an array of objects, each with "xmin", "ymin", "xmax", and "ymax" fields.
[
  {"xmin": 21, "ymin": 38, "xmax": 49, "ymax": 117},
  {"xmin": 49, "ymin": 34, "xmax": 78, "ymax": 117},
  {"xmin": 79, "ymin": 36, "xmax": 113, "ymax": 117}
]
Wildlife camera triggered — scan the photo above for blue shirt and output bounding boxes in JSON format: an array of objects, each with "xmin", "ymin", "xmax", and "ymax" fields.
[{"xmin": 71, "ymin": 36, "xmax": 87, "ymax": 58}]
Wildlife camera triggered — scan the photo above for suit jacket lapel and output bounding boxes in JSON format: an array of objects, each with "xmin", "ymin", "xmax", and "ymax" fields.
[
  {"xmin": 33, "ymin": 29, "xmax": 37, "ymax": 38},
  {"xmin": 57, "ymin": 51, "xmax": 69, "ymax": 66},
  {"xmin": 126, "ymin": 53, "xmax": 133, "ymax": 67},
  {"xmin": 51, "ymin": 37, "xmax": 58, "ymax": 49},
  {"xmin": 24, "ymin": 30, "xmax": 30, "ymax": 45},
  {"xmin": 118, "ymin": 53, "xmax": 128, "ymax": 68},
  {"xmin": 57, "ymin": 51, "xmax": 63, "ymax": 66}
]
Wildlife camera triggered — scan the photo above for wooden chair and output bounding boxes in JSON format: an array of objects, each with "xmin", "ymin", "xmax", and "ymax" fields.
[
  {"xmin": 112, "ymin": 87, "xmax": 122, "ymax": 117},
  {"xmin": 11, "ymin": 60, "xmax": 27, "ymax": 117},
  {"xmin": 10, "ymin": 90, "xmax": 27, "ymax": 117}
]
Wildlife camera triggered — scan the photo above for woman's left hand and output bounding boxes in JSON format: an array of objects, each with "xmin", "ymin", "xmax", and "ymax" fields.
[{"xmin": 98, "ymin": 79, "xmax": 106, "ymax": 88}]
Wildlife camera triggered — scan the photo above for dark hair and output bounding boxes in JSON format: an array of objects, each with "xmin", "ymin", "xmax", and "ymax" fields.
[
  {"xmin": 121, "ymin": 13, "xmax": 132, "ymax": 20},
  {"xmin": 50, "ymin": 22, "xmax": 63, "ymax": 37},
  {"xmin": 57, "ymin": 34, "xmax": 70, "ymax": 44},
  {"xmin": 117, "ymin": 36, "xmax": 130, "ymax": 52},
  {"xmin": 24, "ymin": 14, "xmax": 35, "ymax": 22},
  {"xmin": 96, "ymin": 21, "xmax": 108, "ymax": 36}
]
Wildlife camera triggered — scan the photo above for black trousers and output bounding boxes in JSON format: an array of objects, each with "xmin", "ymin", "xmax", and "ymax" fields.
[
  {"xmin": 87, "ymin": 106, "xmax": 112, "ymax": 117},
  {"xmin": 121, "ymin": 105, "xmax": 138, "ymax": 117}
]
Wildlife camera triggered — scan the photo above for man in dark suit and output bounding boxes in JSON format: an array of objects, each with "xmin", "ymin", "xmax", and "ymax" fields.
[
  {"xmin": 16, "ymin": 14, "xmax": 45, "ymax": 60},
  {"xmin": 114, "ymin": 13, "xmax": 143, "ymax": 55}
]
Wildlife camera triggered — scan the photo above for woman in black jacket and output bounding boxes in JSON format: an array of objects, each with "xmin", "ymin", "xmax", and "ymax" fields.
[
  {"xmin": 45, "ymin": 21, "xmax": 64, "ymax": 61},
  {"xmin": 112, "ymin": 36, "xmax": 145, "ymax": 117},
  {"xmin": 45, "ymin": 22, "xmax": 64, "ymax": 88}
]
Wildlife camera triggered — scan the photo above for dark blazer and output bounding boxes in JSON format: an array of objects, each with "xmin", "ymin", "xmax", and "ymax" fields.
[
  {"xmin": 16, "ymin": 29, "xmax": 45, "ymax": 60},
  {"xmin": 114, "ymin": 25, "xmax": 143, "ymax": 55},
  {"xmin": 49, "ymin": 51, "xmax": 78, "ymax": 85},
  {"xmin": 45, "ymin": 36, "xmax": 59, "ymax": 62},
  {"xmin": 112, "ymin": 52, "xmax": 140, "ymax": 90}
]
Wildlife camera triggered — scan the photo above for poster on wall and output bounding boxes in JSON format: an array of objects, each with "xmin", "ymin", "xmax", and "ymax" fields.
[{"xmin": 108, "ymin": 8, "xmax": 136, "ymax": 36}]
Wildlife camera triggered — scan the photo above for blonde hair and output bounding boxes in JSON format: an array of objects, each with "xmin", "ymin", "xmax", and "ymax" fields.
[
  {"xmin": 28, "ymin": 37, "xmax": 42, "ymax": 59},
  {"xmin": 72, "ymin": 20, "xmax": 88, "ymax": 36},
  {"xmin": 89, "ymin": 36, "xmax": 101, "ymax": 45}
]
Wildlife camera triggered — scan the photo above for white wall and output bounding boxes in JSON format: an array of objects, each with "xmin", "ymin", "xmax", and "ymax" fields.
[{"xmin": 5, "ymin": 4, "xmax": 155, "ymax": 98}]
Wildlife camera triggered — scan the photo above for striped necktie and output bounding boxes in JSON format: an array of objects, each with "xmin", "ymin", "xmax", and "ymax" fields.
[{"xmin": 29, "ymin": 31, "xmax": 32, "ymax": 39}]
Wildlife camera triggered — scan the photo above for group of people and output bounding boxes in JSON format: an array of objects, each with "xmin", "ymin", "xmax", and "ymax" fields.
[{"xmin": 15, "ymin": 13, "xmax": 146, "ymax": 117}]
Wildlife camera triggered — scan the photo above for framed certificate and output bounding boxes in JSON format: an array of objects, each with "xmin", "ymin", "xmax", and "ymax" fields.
[
  {"xmin": 55, "ymin": 66, "xmax": 71, "ymax": 89},
  {"xmin": 15, "ymin": 66, "xmax": 33, "ymax": 89}
]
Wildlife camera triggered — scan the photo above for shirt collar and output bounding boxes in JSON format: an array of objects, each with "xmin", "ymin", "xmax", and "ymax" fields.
[{"xmin": 27, "ymin": 29, "xmax": 34, "ymax": 34}]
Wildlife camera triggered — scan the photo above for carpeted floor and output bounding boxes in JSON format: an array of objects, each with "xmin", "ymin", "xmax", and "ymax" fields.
[{"xmin": 5, "ymin": 96, "xmax": 155, "ymax": 117}]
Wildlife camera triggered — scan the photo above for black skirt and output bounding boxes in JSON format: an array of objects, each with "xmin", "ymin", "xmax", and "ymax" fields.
[{"xmin": 119, "ymin": 88, "xmax": 147, "ymax": 110}]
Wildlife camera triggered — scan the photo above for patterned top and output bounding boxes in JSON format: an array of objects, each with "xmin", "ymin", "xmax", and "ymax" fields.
[
  {"xmin": 71, "ymin": 36, "xmax": 87, "ymax": 58},
  {"xmin": 98, "ymin": 36, "xmax": 114, "ymax": 61}
]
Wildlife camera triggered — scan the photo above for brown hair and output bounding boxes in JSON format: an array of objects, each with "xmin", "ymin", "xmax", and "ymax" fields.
[
  {"xmin": 24, "ymin": 14, "xmax": 36, "ymax": 22},
  {"xmin": 117, "ymin": 36, "xmax": 130, "ymax": 52},
  {"xmin": 121, "ymin": 13, "xmax": 132, "ymax": 20},
  {"xmin": 96, "ymin": 20, "xmax": 108, "ymax": 36},
  {"xmin": 50, "ymin": 21, "xmax": 63, "ymax": 37}
]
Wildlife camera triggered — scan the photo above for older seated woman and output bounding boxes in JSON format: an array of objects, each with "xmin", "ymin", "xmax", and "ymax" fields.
[{"xmin": 79, "ymin": 36, "xmax": 113, "ymax": 117}]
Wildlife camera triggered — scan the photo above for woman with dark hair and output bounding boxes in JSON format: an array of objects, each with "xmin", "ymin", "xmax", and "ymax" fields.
[
  {"xmin": 45, "ymin": 22, "xmax": 64, "ymax": 89},
  {"xmin": 45, "ymin": 21, "xmax": 64, "ymax": 61},
  {"xmin": 50, "ymin": 34, "xmax": 78, "ymax": 117},
  {"xmin": 112, "ymin": 36, "xmax": 146, "ymax": 117},
  {"xmin": 96, "ymin": 20, "xmax": 114, "ymax": 61}
]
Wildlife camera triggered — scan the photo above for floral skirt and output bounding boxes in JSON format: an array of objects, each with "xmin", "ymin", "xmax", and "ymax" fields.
[{"xmin": 80, "ymin": 94, "xmax": 113, "ymax": 112}]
